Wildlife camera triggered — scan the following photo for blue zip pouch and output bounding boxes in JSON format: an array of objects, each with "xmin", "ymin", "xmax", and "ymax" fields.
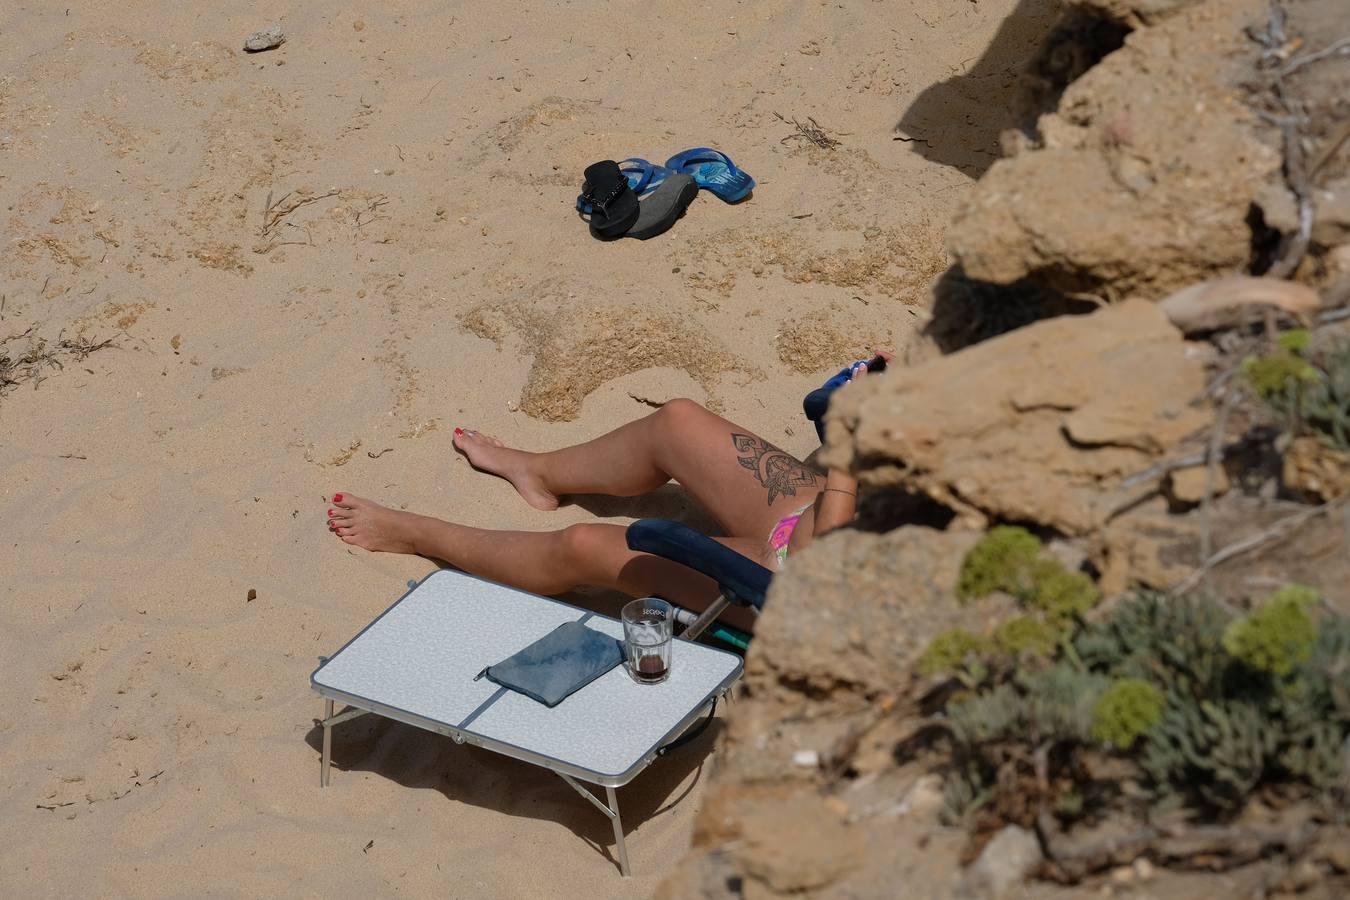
[{"xmin": 475, "ymin": 620, "xmax": 624, "ymax": 707}]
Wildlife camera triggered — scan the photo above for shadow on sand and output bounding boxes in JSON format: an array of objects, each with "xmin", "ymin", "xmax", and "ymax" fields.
[
  {"xmin": 924, "ymin": 264, "xmax": 1101, "ymax": 353},
  {"xmin": 895, "ymin": 0, "xmax": 1060, "ymax": 177},
  {"xmin": 897, "ymin": 0, "xmax": 1133, "ymax": 178},
  {"xmin": 303, "ymin": 708, "xmax": 723, "ymax": 874}
]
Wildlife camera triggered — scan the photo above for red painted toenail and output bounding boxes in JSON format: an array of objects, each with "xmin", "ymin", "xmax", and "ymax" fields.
[
  {"xmin": 333, "ymin": 493, "xmax": 344, "ymax": 503},
  {"xmin": 454, "ymin": 427, "xmax": 463, "ymax": 435},
  {"xmin": 327, "ymin": 509, "xmax": 335, "ymax": 515}
]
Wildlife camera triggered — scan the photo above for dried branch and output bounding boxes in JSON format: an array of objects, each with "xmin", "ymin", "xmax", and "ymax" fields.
[
  {"xmin": 1041, "ymin": 820, "xmax": 1314, "ymax": 882},
  {"xmin": 1, "ymin": 327, "xmax": 114, "ymax": 396},
  {"xmin": 1308, "ymin": 121, "xmax": 1350, "ymax": 182},
  {"xmin": 1172, "ymin": 495, "xmax": 1348, "ymax": 596},
  {"xmin": 1280, "ymin": 34, "xmax": 1350, "ymax": 76},
  {"xmin": 260, "ymin": 189, "xmax": 340, "ymax": 238},
  {"xmin": 1154, "ymin": 822, "xmax": 1316, "ymax": 867},
  {"xmin": 775, "ymin": 112, "xmax": 841, "ymax": 150},
  {"xmin": 1199, "ymin": 390, "xmax": 1239, "ymax": 565},
  {"xmin": 1120, "ymin": 451, "xmax": 1210, "ymax": 490},
  {"xmin": 1266, "ymin": 117, "xmax": 1313, "ymax": 280},
  {"xmin": 354, "ymin": 195, "xmax": 390, "ymax": 229}
]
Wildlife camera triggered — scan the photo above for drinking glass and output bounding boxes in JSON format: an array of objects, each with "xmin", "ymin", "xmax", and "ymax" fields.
[{"xmin": 621, "ymin": 598, "xmax": 674, "ymax": 684}]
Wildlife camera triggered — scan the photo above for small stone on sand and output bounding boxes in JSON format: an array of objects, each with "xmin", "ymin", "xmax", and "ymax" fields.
[{"xmin": 243, "ymin": 25, "xmax": 285, "ymax": 53}]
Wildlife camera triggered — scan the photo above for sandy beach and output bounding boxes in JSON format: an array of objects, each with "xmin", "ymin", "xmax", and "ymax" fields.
[{"xmin": 1, "ymin": 0, "xmax": 1051, "ymax": 894}]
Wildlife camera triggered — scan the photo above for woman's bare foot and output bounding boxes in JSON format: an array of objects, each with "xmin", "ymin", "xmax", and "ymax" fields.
[
  {"xmin": 451, "ymin": 427, "xmax": 559, "ymax": 511},
  {"xmin": 326, "ymin": 493, "xmax": 436, "ymax": 553}
]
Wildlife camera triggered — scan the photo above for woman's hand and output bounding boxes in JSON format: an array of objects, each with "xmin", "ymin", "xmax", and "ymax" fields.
[
  {"xmin": 812, "ymin": 350, "xmax": 891, "ymax": 538},
  {"xmin": 844, "ymin": 348, "xmax": 895, "ymax": 385}
]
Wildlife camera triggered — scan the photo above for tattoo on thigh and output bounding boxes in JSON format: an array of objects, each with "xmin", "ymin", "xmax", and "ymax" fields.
[{"xmin": 731, "ymin": 433, "xmax": 819, "ymax": 505}]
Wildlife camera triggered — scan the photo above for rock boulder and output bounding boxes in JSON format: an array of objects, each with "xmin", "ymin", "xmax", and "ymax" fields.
[{"xmin": 820, "ymin": 299, "xmax": 1211, "ymax": 535}]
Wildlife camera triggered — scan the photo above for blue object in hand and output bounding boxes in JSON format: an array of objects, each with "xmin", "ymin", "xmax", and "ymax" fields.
[{"xmin": 803, "ymin": 356, "xmax": 888, "ymax": 442}]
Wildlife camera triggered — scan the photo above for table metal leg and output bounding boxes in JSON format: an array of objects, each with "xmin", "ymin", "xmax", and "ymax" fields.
[
  {"xmin": 319, "ymin": 701, "xmax": 333, "ymax": 782},
  {"xmin": 606, "ymin": 786, "xmax": 631, "ymax": 878},
  {"xmin": 319, "ymin": 700, "xmax": 371, "ymax": 787},
  {"xmin": 557, "ymin": 773, "xmax": 633, "ymax": 877}
]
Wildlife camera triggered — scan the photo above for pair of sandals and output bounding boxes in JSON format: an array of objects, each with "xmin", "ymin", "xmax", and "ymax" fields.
[{"xmin": 578, "ymin": 149, "xmax": 755, "ymax": 240}]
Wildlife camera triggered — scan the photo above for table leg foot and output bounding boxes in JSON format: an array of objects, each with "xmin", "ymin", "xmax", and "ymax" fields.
[{"xmin": 321, "ymin": 698, "xmax": 334, "ymax": 787}]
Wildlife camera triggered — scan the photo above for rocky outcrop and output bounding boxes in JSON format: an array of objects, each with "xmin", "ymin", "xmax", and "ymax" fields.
[
  {"xmin": 948, "ymin": 0, "xmax": 1281, "ymax": 299},
  {"xmin": 659, "ymin": 306, "xmax": 1220, "ymax": 898},
  {"xmin": 820, "ymin": 299, "xmax": 1211, "ymax": 535},
  {"xmin": 657, "ymin": 527, "xmax": 988, "ymax": 900},
  {"xmin": 661, "ymin": 1, "xmax": 1349, "ymax": 897},
  {"xmin": 1283, "ymin": 437, "xmax": 1350, "ymax": 502}
]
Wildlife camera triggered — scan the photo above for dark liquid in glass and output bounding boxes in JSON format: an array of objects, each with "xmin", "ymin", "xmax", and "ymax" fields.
[{"xmin": 635, "ymin": 655, "xmax": 667, "ymax": 682}]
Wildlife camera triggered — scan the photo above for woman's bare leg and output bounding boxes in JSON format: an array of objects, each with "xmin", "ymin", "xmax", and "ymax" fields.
[
  {"xmin": 453, "ymin": 399, "xmax": 821, "ymax": 540},
  {"xmin": 326, "ymin": 494, "xmax": 760, "ymax": 630}
]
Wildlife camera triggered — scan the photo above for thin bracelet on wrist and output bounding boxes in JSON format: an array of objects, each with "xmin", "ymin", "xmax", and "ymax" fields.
[{"xmin": 822, "ymin": 488, "xmax": 857, "ymax": 496}]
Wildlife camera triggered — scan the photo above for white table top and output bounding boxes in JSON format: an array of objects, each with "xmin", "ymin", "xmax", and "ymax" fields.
[{"xmin": 312, "ymin": 570, "xmax": 743, "ymax": 785}]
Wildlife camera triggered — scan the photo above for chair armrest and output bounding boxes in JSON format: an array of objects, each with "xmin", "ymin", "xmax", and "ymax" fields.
[{"xmin": 625, "ymin": 519, "xmax": 771, "ymax": 610}]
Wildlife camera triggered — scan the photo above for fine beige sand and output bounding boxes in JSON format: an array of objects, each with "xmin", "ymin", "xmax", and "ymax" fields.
[{"xmin": 1, "ymin": 0, "xmax": 1055, "ymax": 894}]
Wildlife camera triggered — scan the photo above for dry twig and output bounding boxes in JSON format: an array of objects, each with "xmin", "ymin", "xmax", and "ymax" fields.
[
  {"xmin": 1265, "ymin": 117, "xmax": 1313, "ymax": 280},
  {"xmin": 1172, "ymin": 494, "xmax": 1348, "ymax": 596},
  {"xmin": 1198, "ymin": 390, "xmax": 1239, "ymax": 566},
  {"xmin": 1120, "ymin": 451, "xmax": 1211, "ymax": 490},
  {"xmin": 1310, "ymin": 120, "xmax": 1350, "ymax": 178},
  {"xmin": 1280, "ymin": 34, "xmax": 1350, "ymax": 76},
  {"xmin": 1040, "ymin": 819, "xmax": 1314, "ymax": 882},
  {"xmin": 1, "ymin": 327, "xmax": 114, "ymax": 396},
  {"xmin": 775, "ymin": 112, "xmax": 841, "ymax": 150},
  {"xmin": 354, "ymin": 195, "xmax": 390, "ymax": 229},
  {"xmin": 260, "ymin": 189, "xmax": 341, "ymax": 239}
]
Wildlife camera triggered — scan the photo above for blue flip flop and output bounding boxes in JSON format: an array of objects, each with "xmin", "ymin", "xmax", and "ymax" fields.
[
  {"xmin": 576, "ymin": 158, "xmax": 673, "ymax": 214},
  {"xmin": 664, "ymin": 148, "xmax": 755, "ymax": 203}
]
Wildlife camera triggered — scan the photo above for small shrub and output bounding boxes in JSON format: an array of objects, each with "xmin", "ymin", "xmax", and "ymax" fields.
[
  {"xmin": 1018, "ymin": 664, "xmax": 1110, "ymax": 744},
  {"xmin": 1222, "ymin": 585, "xmax": 1317, "ymax": 677},
  {"xmin": 1277, "ymin": 329, "xmax": 1311, "ymax": 353},
  {"xmin": 1027, "ymin": 559, "xmax": 1099, "ymax": 623},
  {"xmin": 1075, "ymin": 591, "xmax": 1230, "ymax": 696},
  {"xmin": 949, "ymin": 682, "xmax": 1024, "ymax": 745},
  {"xmin": 932, "ymin": 583, "xmax": 1349, "ymax": 837},
  {"xmin": 1243, "ymin": 352, "xmax": 1318, "ymax": 400},
  {"xmin": 1299, "ymin": 343, "xmax": 1350, "ymax": 450},
  {"xmin": 994, "ymin": 615, "xmax": 1060, "ymax": 659},
  {"xmin": 1090, "ymin": 679, "xmax": 1164, "ymax": 750},
  {"xmin": 1141, "ymin": 695, "xmax": 1275, "ymax": 812},
  {"xmin": 918, "ymin": 628, "xmax": 989, "ymax": 677},
  {"xmin": 956, "ymin": 525, "xmax": 1041, "ymax": 601},
  {"xmin": 1246, "ymin": 336, "xmax": 1350, "ymax": 450},
  {"xmin": 924, "ymin": 528, "xmax": 1100, "ymax": 683}
]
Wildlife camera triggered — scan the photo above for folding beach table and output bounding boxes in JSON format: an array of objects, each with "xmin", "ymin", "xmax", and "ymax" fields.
[{"xmin": 310, "ymin": 570, "xmax": 743, "ymax": 876}]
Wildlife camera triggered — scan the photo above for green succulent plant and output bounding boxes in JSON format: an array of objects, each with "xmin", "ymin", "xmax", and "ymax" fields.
[
  {"xmin": 1026, "ymin": 559, "xmax": 1099, "ymax": 623},
  {"xmin": 934, "ymin": 582, "xmax": 1349, "ymax": 829},
  {"xmin": 956, "ymin": 525, "xmax": 1042, "ymax": 601},
  {"xmin": 1246, "ymin": 336, "xmax": 1350, "ymax": 450},
  {"xmin": 1090, "ymin": 679, "xmax": 1165, "ymax": 750},
  {"xmin": 1222, "ymin": 585, "xmax": 1317, "ymax": 677},
  {"xmin": 1277, "ymin": 329, "xmax": 1311, "ymax": 353},
  {"xmin": 924, "ymin": 528, "xmax": 1100, "ymax": 684},
  {"xmin": 918, "ymin": 628, "xmax": 989, "ymax": 678},
  {"xmin": 993, "ymin": 615, "xmax": 1061, "ymax": 659},
  {"xmin": 1243, "ymin": 352, "xmax": 1318, "ymax": 400}
]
